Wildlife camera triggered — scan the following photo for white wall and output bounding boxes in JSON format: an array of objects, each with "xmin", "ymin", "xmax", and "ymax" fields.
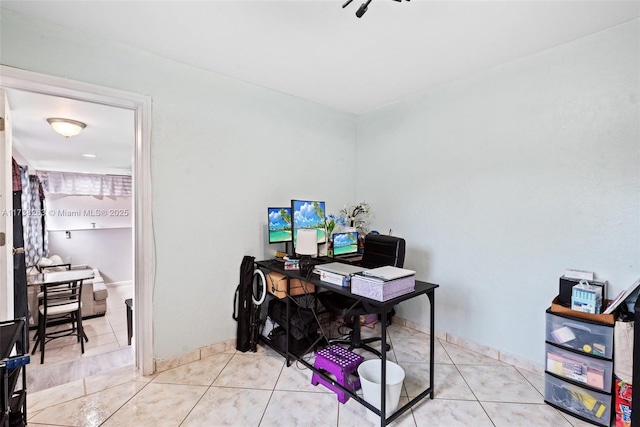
[
  {"xmin": 48, "ymin": 228, "xmax": 132, "ymax": 284},
  {"xmin": 44, "ymin": 195, "xmax": 132, "ymax": 284},
  {"xmin": 357, "ymin": 19, "xmax": 640, "ymax": 364},
  {"xmin": 46, "ymin": 195, "xmax": 132, "ymax": 230},
  {"xmin": 0, "ymin": 10, "xmax": 357, "ymax": 359}
]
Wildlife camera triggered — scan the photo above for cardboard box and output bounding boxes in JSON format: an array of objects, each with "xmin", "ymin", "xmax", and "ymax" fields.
[
  {"xmin": 615, "ymin": 377, "xmax": 632, "ymax": 427},
  {"xmin": 550, "ymin": 296, "xmax": 615, "ymax": 325},
  {"xmin": 266, "ymin": 272, "xmax": 315, "ymax": 299}
]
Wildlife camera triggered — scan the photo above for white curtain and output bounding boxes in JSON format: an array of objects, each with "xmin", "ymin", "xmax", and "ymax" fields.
[{"xmin": 37, "ymin": 171, "xmax": 132, "ymax": 197}]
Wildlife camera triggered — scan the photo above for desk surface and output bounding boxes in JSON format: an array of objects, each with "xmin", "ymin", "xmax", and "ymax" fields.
[{"xmin": 255, "ymin": 258, "xmax": 438, "ymax": 306}]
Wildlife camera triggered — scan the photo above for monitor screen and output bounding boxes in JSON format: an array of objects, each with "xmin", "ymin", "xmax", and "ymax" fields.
[
  {"xmin": 291, "ymin": 200, "xmax": 326, "ymax": 249},
  {"xmin": 332, "ymin": 231, "xmax": 358, "ymax": 256},
  {"xmin": 268, "ymin": 207, "xmax": 292, "ymax": 244}
]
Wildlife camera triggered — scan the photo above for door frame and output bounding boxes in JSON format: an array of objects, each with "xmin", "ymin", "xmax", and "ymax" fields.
[
  {"xmin": 0, "ymin": 90, "xmax": 14, "ymax": 321},
  {"xmin": 0, "ymin": 65, "xmax": 154, "ymax": 375}
]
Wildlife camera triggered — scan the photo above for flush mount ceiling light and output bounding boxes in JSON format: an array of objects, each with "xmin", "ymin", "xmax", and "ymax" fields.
[
  {"xmin": 46, "ymin": 118, "xmax": 87, "ymax": 138},
  {"xmin": 342, "ymin": 0, "xmax": 409, "ymax": 18}
]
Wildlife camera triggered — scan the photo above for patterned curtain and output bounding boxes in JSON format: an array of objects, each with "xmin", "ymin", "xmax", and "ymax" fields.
[{"xmin": 21, "ymin": 167, "xmax": 46, "ymax": 267}]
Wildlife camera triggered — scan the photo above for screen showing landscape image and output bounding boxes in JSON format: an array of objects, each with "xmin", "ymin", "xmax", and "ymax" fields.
[
  {"xmin": 268, "ymin": 207, "xmax": 292, "ymax": 243},
  {"xmin": 333, "ymin": 231, "xmax": 358, "ymax": 255},
  {"xmin": 291, "ymin": 200, "xmax": 326, "ymax": 248}
]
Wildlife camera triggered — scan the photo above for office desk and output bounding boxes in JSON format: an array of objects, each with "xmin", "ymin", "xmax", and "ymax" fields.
[{"xmin": 255, "ymin": 259, "xmax": 438, "ymax": 427}]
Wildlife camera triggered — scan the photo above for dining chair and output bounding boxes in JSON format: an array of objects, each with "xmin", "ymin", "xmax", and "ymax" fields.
[
  {"xmin": 31, "ymin": 278, "xmax": 89, "ymax": 364},
  {"xmin": 38, "ymin": 264, "xmax": 71, "ymax": 273}
]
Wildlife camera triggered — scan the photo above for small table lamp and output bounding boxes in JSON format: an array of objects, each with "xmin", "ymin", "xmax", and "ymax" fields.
[{"xmin": 296, "ymin": 229, "xmax": 318, "ymax": 276}]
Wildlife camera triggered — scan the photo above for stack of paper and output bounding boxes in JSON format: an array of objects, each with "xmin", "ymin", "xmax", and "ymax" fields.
[{"xmin": 351, "ymin": 266, "xmax": 416, "ymax": 301}]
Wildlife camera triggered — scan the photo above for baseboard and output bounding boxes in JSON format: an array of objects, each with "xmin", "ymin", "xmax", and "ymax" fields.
[
  {"xmin": 154, "ymin": 318, "xmax": 544, "ymax": 375},
  {"xmin": 394, "ymin": 315, "xmax": 544, "ymax": 374},
  {"xmin": 105, "ymin": 280, "xmax": 133, "ymax": 287},
  {"xmin": 154, "ymin": 338, "xmax": 236, "ymax": 374}
]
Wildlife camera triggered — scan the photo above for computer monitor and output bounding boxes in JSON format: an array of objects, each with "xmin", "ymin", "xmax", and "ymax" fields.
[
  {"xmin": 332, "ymin": 231, "xmax": 358, "ymax": 256},
  {"xmin": 291, "ymin": 199, "xmax": 326, "ymax": 249},
  {"xmin": 268, "ymin": 207, "xmax": 292, "ymax": 244}
]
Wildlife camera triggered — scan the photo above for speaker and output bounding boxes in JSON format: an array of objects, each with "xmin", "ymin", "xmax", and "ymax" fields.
[{"xmin": 558, "ymin": 276, "xmax": 607, "ymax": 307}]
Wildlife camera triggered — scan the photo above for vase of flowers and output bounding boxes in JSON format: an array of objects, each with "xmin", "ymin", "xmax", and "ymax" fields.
[
  {"xmin": 324, "ymin": 216, "xmax": 336, "ymax": 257},
  {"xmin": 340, "ymin": 202, "xmax": 372, "ymax": 234}
]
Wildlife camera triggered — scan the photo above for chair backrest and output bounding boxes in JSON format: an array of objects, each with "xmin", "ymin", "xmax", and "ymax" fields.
[
  {"xmin": 41, "ymin": 279, "xmax": 84, "ymax": 314},
  {"xmin": 359, "ymin": 233, "xmax": 406, "ymax": 268},
  {"xmin": 40, "ymin": 264, "xmax": 71, "ymax": 273}
]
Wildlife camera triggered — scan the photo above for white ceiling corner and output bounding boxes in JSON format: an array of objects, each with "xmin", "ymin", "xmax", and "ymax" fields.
[{"xmin": 1, "ymin": 0, "xmax": 638, "ymax": 174}]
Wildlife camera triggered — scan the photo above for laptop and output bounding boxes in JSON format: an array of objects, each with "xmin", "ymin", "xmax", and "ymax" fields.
[
  {"xmin": 315, "ymin": 262, "xmax": 366, "ymax": 276},
  {"xmin": 332, "ymin": 231, "xmax": 361, "ymax": 260},
  {"xmin": 361, "ymin": 266, "xmax": 416, "ymax": 281}
]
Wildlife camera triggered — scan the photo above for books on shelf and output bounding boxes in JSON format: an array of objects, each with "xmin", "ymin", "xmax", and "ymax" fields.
[{"xmin": 351, "ymin": 268, "xmax": 415, "ymax": 301}]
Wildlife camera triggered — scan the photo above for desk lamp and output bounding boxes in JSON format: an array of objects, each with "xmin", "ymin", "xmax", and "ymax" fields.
[{"xmin": 296, "ymin": 229, "xmax": 318, "ymax": 276}]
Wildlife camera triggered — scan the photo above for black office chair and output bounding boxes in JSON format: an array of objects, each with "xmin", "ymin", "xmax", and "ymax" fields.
[
  {"xmin": 318, "ymin": 233, "xmax": 406, "ymax": 358},
  {"xmin": 358, "ymin": 233, "xmax": 406, "ymax": 269}
]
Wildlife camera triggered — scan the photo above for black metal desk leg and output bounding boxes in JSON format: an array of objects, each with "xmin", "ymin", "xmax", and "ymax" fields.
[
  {"xmin": 428, "ymin": 292, "xmax": 435, "ymax": 399},
  {"xmin": 380, "ymin": 309, "xmax": 387, "ymax": 427},
  {"xmin": 285, "ymin": 278, "xmax": 292, "ymax": 367}
]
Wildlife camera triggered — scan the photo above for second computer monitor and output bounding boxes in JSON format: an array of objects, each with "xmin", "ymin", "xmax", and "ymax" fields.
[
  {"xmin": 291, "ymin": 200, "xmax": 326, "ymax": 249},
  {"xmin": 332, "ymin": 231, "xmax": 358, "ymax": 256}
]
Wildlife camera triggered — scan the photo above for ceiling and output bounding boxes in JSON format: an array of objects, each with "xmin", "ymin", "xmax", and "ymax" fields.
[
  {"xmin": 6, "ymin": 89, "xmax": 135, "ymax": 176},
  {"xmin": 2, "ymin": 1, "xmax": 638, "ymax": 174}
]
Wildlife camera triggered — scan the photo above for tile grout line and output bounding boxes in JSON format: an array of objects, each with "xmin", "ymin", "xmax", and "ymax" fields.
[{"xmin": 256, "ymin": 358, "xmax": 286, "ymax": 427}]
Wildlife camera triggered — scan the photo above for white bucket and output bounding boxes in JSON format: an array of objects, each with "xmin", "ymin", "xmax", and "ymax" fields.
[{"xmin": 357, "ymin": 359, "xmax": 405, "ymax": 424}]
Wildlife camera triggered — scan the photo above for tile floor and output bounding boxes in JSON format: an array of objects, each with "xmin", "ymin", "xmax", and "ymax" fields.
[
  {"xmin": 25, "ymin": 320, "xmax": 598, "ymax": 427},
  {"xmin": 27, "ymin": 284, "xmax": 135, "ymax": 392}
]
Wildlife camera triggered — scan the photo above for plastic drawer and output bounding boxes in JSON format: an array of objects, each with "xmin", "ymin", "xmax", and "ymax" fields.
[
  {"xmin": 545, "ymin": 312, "xmax": 613, "ymax": 359},
  {"xmin": 545, "ymin": 373, "xmax": 611, "ymax": 426},
  {"xmin": 545, "ymin": 343, "xmax": 612, "ymax": 391}
]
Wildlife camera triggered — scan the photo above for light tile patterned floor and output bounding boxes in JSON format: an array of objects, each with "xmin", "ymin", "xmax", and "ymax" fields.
[
  {"xmin": 27, "ymin": 284, "xmax": 134, "ymax": 392},
  {"xmin": 26, "ymin": 321, "xmax": 596, "ymax": 427}
]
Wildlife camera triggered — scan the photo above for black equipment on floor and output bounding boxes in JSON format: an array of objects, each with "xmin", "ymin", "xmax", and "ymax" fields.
[
  {"xmin": 233, "ymin": 256, "xmax": 267, "ymax": 353},
  {"xmin": 234, "ymin": 256, "xmax": 255, "ymax": 352}
]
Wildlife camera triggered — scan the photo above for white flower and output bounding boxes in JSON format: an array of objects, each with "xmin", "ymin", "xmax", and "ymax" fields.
[{"xmin": 339, "ymin": 202, "xmax": 372, "ymax": 233}]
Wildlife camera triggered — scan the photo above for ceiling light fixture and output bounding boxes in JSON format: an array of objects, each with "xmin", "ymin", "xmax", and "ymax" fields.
[
  {"xmin": 47, "ymin": 118, "xmax": 87, "ymax": 138},
  {"xmin": 342, "ymin": 0, "xmax": 409, "ymax": 18}
]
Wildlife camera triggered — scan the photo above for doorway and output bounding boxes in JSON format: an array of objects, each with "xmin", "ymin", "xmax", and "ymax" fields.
[{"xmin": 0, "ymin": 65, "xmax": 153, "ymax": 378}]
